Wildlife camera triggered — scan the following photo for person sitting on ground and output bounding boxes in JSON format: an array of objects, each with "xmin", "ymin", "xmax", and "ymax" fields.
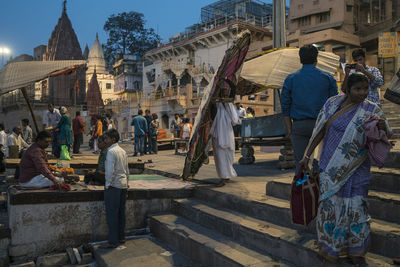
[
  {"xmin": 18, "ymin": 131, "xmax": 65, "ymax": 189},
  {"xmin": 84, "ymin": 135, "xmax": 108, "ymax": 185},
  {"xmin": 7, "ymin": 126, "xmax": 29, "ymax": 158},
  {"xmin": 21, "ymin": 119, "xmax": 33, "ymax": 144},
  {"xmin": 100, "ymin": 129, "xmax": 129, "ymax": 249}
]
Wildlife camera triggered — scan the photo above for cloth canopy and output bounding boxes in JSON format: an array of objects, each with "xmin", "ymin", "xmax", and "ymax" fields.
[
  {"xmin": 0, "ymin": 60, "xmax": 86, "ymax": 95},
  {"xmin": 384, "ymin": 70, "xmax": 400, "ymax": 105},
  {"xmin": 240, "ymin": 48, "xmax": 340, "ymax": 90},
  {"xmin": 182, "ymin": 30, "xmax": 251, "ymax": 180}
]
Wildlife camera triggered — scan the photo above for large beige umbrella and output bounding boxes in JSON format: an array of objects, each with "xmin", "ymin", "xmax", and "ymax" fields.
[
  {"xmin": 240, "ymin": 48, "xmax": 340, "ymax": 89},
  {"xmin": 0, "ymin": 60, "xmax": 86, "ymax": 132}
]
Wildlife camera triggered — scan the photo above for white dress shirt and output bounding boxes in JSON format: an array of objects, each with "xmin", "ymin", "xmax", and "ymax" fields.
[
  {"xmin": 7, "ymin": 132, "xmax": 29, "ymax": 157},
  {"xmin": 46, "ymin": 109, "xmax": 61, "ymax": 128},
  {"xmin": 0, "ymin": 130, "xmax": 6, "ymax": 153},
  {"xmin": 22, "ymin": 126, "xmax": 33, "ymax": 144},
  {"xmin": 105, "ymin": 143, "xmax": 129, "ymax": 189}
]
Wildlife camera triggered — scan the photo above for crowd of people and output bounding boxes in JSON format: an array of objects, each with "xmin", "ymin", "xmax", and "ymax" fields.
[{"xmin": 0, "ymin": 44, "xmax": 392, "ymax": 261}]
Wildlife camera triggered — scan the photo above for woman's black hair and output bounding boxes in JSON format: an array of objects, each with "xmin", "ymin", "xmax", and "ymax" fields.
[{"xmin": 346, "ymin": 73, "xmax": 369, "ymax": 94}]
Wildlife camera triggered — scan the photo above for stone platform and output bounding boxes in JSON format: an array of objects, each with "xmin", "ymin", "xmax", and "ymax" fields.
[
  {"xmin": 92, "ymin": 236, "xmax": 198, "ymax": 267},
  {"xmin": 7, "ymin": 174, "xmax": 194, "ymax": 262}
]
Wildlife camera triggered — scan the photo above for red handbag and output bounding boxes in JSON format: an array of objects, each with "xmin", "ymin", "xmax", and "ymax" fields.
[{"xmin": 290, "ymin": 169, "xmax": 320, "ymax": 226}]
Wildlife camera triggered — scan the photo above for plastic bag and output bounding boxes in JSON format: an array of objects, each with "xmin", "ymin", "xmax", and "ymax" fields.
[{"xmin": 60, "ymin": 145, "xmax": 71, "ymax": 161}]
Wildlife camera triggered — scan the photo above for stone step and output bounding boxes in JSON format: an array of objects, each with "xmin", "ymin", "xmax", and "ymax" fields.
[
  {"xmin": 91, "ymin": 237, "xmax": 198, "ymax": 267},
  {"xmin": 265, "ymin": 177, "xmax": 400, "ymax": 224},
  {"xmin": 392, "ymin": 126, "xmax": 400, "ymax": 134},
  {"xmin": 173, "ymin": 197, "xmax": 400, "ymax": 260},
  {"xmin": 388, "ymin": 119, "xmax": 400, "ymax": 127},
  {"xmin": 370, "ymin": 168, "xmax": 400, "ymax": 193},
  {"xmin": 149, "ymin": 213, "xmax": 289, "ymax": 267}
]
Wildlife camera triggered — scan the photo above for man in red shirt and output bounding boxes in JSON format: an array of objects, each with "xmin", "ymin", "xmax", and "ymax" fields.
[
  {"xmin": 72, "ymin": 111, "xmax": 85, "ymax": 154},
  {"xmin": 19, "ymin": 131, "xmax": 65, "ymax": 189}
]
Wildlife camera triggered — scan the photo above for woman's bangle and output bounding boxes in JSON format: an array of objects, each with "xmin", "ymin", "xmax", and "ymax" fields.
[{"xmin": 304, "ymin": 155, "xmax": 310, "ymax": 160}]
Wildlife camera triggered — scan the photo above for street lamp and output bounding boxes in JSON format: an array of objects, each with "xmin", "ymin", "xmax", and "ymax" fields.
[{"xmin": 0, "ymin": 47, "xmax": 10, "ymax": 67}]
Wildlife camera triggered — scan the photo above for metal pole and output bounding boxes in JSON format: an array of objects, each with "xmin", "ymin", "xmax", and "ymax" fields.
[
  {"xmin": 273, "ymin": 0, "xmax": 286, "ymax": 49},
  {"xmin": 273, "ymin": 0, "xmax": 286, "ymax": 113}
]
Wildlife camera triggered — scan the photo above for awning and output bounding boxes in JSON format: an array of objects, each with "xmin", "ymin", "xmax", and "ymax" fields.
[
  {"xmin": 0, "ymin": 60, "xmax": 86, "ymax": 96},
  {"xmin": 240, "ymin": 47, "xmax": 340, "ymax": 90}
]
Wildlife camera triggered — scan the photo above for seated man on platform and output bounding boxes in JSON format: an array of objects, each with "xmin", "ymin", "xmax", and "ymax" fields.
[
  {"xmin": 19, "ymin": 131, "xmax": 65, "ymax": 189},
  {"xmin": 84, "ymin": 135, "xmax": 108, "ymax": 185},
  {"xmin": 7, "ymin": 126, "xmax": 29, "ymax": 158}
]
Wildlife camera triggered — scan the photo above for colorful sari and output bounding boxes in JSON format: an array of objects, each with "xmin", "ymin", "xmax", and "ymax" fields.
[{"xmin": 308, "ymin": 95, "xmax": 390, "ymax": 261}]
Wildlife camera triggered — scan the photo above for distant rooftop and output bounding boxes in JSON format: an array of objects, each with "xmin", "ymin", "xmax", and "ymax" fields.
[{"xmin": 169, "ymin": 0, "xmax": 273, "ymax": 43}]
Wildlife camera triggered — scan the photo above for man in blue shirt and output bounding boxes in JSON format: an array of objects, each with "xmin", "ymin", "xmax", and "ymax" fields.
[
  {"xmin": 131, "ymin": 110, "xmax": 148, "ymax": 156},
  {"xmin": 281, "ymin": 45, "xmax": 338, "ymax": 171}
]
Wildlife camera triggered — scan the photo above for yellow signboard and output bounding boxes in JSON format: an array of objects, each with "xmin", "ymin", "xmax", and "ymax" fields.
[{"xmin": 379, "ymin": 32, "xmax": 397, "ymax": 58}]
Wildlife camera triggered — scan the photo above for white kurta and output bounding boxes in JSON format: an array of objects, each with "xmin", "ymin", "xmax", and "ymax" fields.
[{"xmin": 210, "ymin": 102, "xmax": 240, "ymax": 179}]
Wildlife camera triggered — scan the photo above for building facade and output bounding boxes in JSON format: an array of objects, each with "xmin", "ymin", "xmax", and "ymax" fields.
[
  {"xmin": 141, "ymin": 0, "xmax": 274, "ymax": 132},
  {"xmin": 287, "ymin": 0, "xmax": 400, "ymax": 84},
  {"xmin": 110, "ymin": 55, "xmax": 143, "ymax": 139}
]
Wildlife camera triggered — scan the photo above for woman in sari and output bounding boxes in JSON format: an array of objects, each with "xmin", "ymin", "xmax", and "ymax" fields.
[
  {"xmin": 299, "ymin": 73, "xmax": 392, "ymax": 264},
  {"xmin": 56, "ymin": 107, "xmax": 73, "ymax": 152}
]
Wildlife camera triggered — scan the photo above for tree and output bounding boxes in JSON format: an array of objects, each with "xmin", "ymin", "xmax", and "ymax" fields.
[{"xmin": 103, "ymin": 11, "xmax": 161, "ymax": 65}]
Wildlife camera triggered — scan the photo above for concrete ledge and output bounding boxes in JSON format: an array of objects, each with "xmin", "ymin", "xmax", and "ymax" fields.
[
  {"xmin": 5, "ymin": 162, "xmax": 145, "ymax": 170},
  {"xmin": 8, "ymin": 186, "xmax": 194, "ymax": 261},
  {"xmin": 9, "ymin": 187, "xmax": 193, "ymax": 205}
]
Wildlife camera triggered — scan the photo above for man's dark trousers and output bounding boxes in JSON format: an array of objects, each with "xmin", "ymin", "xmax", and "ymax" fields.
[
  {"xmin": 73, "ymin": 134, "xmax": 82, "ymax": 153},
  {"xmin": 290, "ymin": 119, "xmax": 316, "ymax": 172},
  {"xmin": 52, "ymin": 131, "xmax": 60, "ymax": 157},
  {"xmin": 134, "ymin": 135, "xmax": 145, "ymax": 155},
  {"xmin": 104, "ymin": 186, "xmax": 127, "ymax": 245}
]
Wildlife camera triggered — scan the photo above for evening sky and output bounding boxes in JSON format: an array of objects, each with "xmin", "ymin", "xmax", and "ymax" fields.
[{"xmin": 0, "ymin": 0, "xmax": 286, "ymax": 58}]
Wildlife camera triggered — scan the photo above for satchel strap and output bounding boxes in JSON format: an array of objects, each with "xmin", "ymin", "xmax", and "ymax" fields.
[{"xmin": 324, "ymin": 103, "xmax": 357, "ymax": 131}]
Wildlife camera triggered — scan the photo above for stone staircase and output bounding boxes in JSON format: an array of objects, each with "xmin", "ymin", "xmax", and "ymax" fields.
[
  {"xmin": 382, "ymin": 101, "xmax": 400, "ymax": 139},
  {"xmin": 148, "ymin": 166, "xmax": 400, "ymax": 266}
]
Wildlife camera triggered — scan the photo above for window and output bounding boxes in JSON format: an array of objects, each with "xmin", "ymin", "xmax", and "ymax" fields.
[
  {"xmin": 260, "ymin": 95, "xmax": 268, "ymax": 102},
  {"xmin": 346, "ymin": 5, "xmax": 353, "ymax": 12},
  {"xmin": 313, "ymin": 0, "xmax": 319, "ymax": 5},
  {"xmin": 106, "ymin": 83, "xmax": 112, "ymax": 89},
  {"xmin": 315, "ymin": 12, "xmax": 330, "ymax": 24},
  {"xmin": 298, "ymin": 16, "xmax": 311, "ymax": 27}
]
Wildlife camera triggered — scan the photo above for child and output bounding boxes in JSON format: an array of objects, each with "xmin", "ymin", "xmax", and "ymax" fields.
[
  {"xmin": 100, "ymin": 129, "xmax": 129, "ymax": 248},
  {"xmin": 84, "ymin": 135, "xmax": 108, "ymax": 185}
]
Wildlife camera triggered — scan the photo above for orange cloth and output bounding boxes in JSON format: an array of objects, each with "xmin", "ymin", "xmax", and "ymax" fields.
[{"xmin": 94, "ymin": 120, "xmax": 103, "ymax": 138}]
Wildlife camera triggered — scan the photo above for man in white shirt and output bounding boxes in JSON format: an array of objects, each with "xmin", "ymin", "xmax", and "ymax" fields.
[
  {"xmin": 233, "ymin": 103, "xmax": 246, "ymax": 150},
  {"xmin": 0, "ymin": 124, "xmax": 7, "ymax": 154},
  {"xmin": 7, "ymin": 126, "xmax": 29, "ymax": 158},
  {"xmin": 21, "ymin": 119, "xmax": 33, "ymax": 144},
  {"xmin": 45, "ymin": 104, "xmax": 61, "ymax": 157},
  {"xmin": 101, "ymin": 129, "xmax": 129, "ymax": 248}
]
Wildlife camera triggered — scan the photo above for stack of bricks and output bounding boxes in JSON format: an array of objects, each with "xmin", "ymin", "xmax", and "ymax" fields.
[{"xmin": 278, "ymin": 143, "xmax": 295, "ymax": 169}]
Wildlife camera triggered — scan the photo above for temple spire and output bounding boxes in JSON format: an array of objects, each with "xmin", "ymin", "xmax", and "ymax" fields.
[
  {"xmin": 96, "ymin": 32, "xmax": 99, "ymax": 41},
  {"xmin": 63, "ymin": 0, "xmax": 67, "ymax": 13}
]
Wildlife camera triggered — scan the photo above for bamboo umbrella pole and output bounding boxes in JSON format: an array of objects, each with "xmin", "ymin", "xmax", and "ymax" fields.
[{"xmin": 21, "ymin": 87, "xmax": 40, "ymax": 134}]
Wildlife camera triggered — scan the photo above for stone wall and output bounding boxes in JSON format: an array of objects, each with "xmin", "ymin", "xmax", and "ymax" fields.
[{"xmin": 8, "ymin": 188, "xmax": 192, "ymax": 261}]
